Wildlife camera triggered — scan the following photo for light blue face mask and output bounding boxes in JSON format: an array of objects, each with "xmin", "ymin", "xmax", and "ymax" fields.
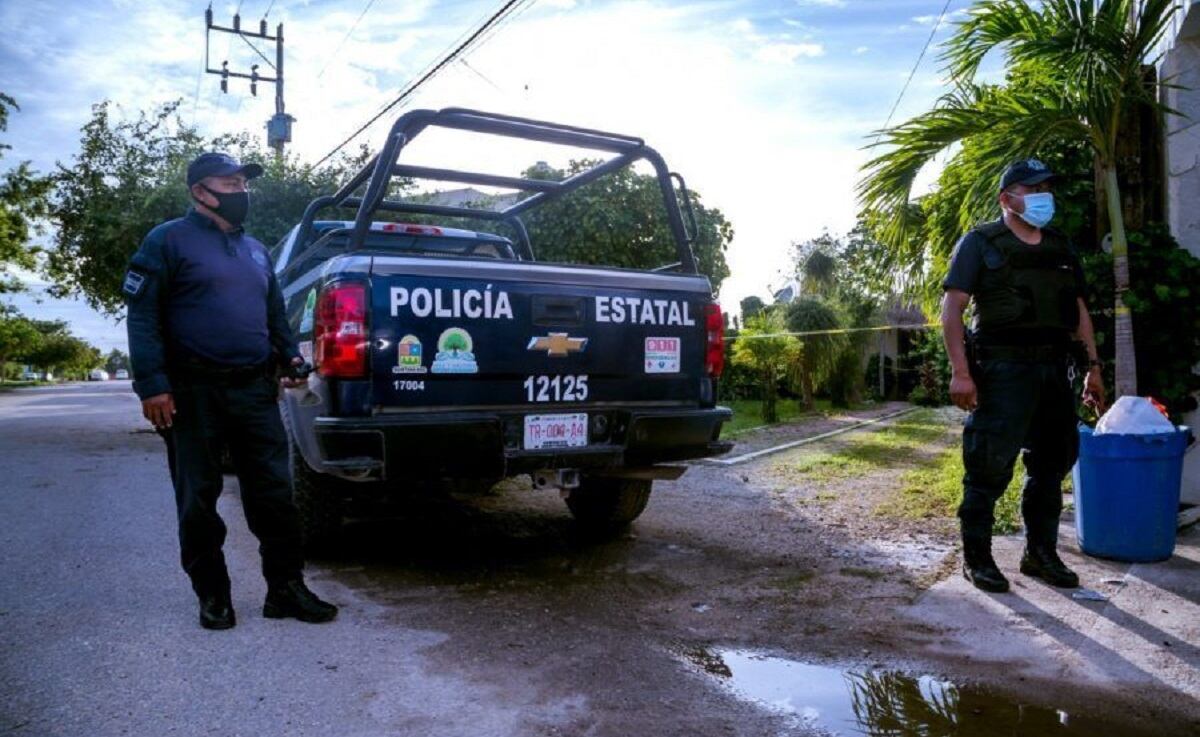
[{"xmin": 1018, "ymin": 192, "xmax": 1055, "ymax": 228}]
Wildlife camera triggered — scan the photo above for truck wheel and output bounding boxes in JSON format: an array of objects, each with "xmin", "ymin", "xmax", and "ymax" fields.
[
  {"xmin": 290, "ymin": 442, "xmax": 344, "ymax": 550},
  {"xmin": 565, "ymin": 477, "xmax": 652, "ymax": 530}
]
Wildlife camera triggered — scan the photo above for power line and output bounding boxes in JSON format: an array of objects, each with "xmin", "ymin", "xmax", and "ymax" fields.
[
  {"xmin": 874, "ymin": 0, "xmax": 955, "ymax": 142},
  {"xmin": 261, "ymin": 0, "xmax": 277, "ymax": 19},
  {"xmin": 313, "ymin": 0, "xmax": 531, "ymax": 168},
  {"xmin": 316, "ymin": 0, "xmax": 379, "ymax": 79},
  {"xmin": 459, "ymin": 58, "xmax": 503, "ymax": 92}
]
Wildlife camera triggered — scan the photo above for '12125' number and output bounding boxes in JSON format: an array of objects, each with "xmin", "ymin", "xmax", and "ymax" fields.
[{"xmin": 523, "ymin": 375, "xmax": 588, "ymax": 403}]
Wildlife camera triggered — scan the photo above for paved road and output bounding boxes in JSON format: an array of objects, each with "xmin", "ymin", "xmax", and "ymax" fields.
[{"xmin": 0, "ymin": 382, "xmax": 792, "ymax": 737}]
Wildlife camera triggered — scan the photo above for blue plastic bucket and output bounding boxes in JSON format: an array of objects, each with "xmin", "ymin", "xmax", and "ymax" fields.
[{"xmin": 1072, "ymin": 424, "xmax": 1189, "ymax": 562}]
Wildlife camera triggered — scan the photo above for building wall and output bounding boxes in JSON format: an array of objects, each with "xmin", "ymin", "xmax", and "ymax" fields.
[
  {"xmin": 1163, "ymin": 2, "xmax": 1200, "ymax": 258},
  {"xmin": 1159, "ymin": 0, "xmax": 1200, "ymax": 504}
]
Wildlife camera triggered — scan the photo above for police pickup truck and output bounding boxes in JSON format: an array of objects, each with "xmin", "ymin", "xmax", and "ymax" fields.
[{"xmin": 275, "ymin": 109, "xmax": 732, "ymax": 543}]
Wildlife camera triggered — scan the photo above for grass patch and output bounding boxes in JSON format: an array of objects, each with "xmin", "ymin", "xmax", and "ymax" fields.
[
  {"xmin": 781, "ymin": 408, "xmax": 948, "ymax": 483},
  {"xmin": 880, "ymin": 443, "xmax": 1074, "ymax": 535},
  {"xmin": 771, "ymin": 571, "xmax": 816, "ymax": 591},
  {"xmin": 723, "ymin": 398, "xmax": 847, "ymax": 435},
  {"xmin": 839, "ymin": 566, "xmax": 886, "ymax": 580},
  {"xmin": 880, "ymin": 447, "xmax": 1022, "ymax": 534}
]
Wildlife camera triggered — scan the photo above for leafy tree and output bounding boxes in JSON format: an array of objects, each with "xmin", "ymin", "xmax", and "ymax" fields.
[
  {"xmin": 0, "ymin": 310, "xmax": 40, "ymax": 381},
  {"xmin": 785, "ymin": 299, "xmax": 846, "ymax": 409},
  {"xmin": 46, "ymin": 100, "xmax": 373, "ymax": 315},
  {"xmin": 739, "ymin": 296, "xmax": 766, "ymax": 321},
  {"xmin": 731, "ymin": 310, "xmax": 799, "ymax": 423},
  {"xmin": 0, "ymin": 93, "xmax": 52, "ymax": 294},
  {"xmin": 25, "ymin": 332, "xmax": 97, "ymax": 377},
  {"xmin": 858, "ymin": 0, "xmax": 1183, "ymax": 398},
  {"xmin": 1080, "ymin": 224, "xmax": 1200, "ymax": 420},
  {"xmin": 517, "ymin": 160, "xmax": 732, "ymax": 290},
  {"xmin": 790, "ymin": 232, "xmax": 881, "ymax": 406},
  {"xmin": 792, "ymin": 233, "xmax": 841, "ymax": 298},
  {"xmin": 104, "ymin": 348, "xmax": 129, "ymax": 375}
]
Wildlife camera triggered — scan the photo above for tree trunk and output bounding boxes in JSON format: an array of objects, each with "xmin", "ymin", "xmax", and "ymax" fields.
[
  {"xmin": 761, "ymin": 367, "xmax": 778, "ymax": 423},
  {"xmin": 800, "ymin": 362, "xmax": 815, "ymax": 410},
  {"xmin": 1103, "ymin": 165, "xmax": 1138, "ymax": 398}
]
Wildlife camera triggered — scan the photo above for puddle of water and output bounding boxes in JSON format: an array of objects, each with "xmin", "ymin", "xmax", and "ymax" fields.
[{"xmin": 692, "ymin": 649, "xmax": 1158, "ymax": 737}]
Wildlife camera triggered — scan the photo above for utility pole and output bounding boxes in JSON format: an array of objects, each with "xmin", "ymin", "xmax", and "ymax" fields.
[{"xmin": 204, "ymin": 7, "xmax": 295, "ymax": 158}]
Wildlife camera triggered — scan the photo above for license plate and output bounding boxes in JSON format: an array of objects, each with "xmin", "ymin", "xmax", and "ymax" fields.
[{"xmin": 523, "ymin": 413, "xmax": 588, "ymax": 450}]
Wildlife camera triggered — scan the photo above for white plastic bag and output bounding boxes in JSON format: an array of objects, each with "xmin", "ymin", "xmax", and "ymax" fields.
[{"xmin": 1094, "ymin": 396, "xmax": 1176, "ymax": 435}]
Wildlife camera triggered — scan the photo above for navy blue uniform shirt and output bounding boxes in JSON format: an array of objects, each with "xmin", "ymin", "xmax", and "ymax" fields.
[{"xmin": 124, "ymin": 209, "xmax": 299, "ymax": 400}]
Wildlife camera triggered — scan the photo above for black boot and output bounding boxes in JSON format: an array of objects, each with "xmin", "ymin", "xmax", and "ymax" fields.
[
  {"xmin": 1020, "ymin": 544, "xmax": 1080, "ymax": 588},
  {"xmin": 962, "ymin": 533, "xmax": 1010, "ymax": 593},
  {"xmin": 199, "ymin": 593, "xmax": 236, "ymax": 630},
  {"xmin": 263, "ymin": 579, "xmax": 338, "ymax": 623}
]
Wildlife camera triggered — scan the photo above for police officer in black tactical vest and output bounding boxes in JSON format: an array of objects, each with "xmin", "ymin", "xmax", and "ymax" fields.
[
  {"xmin": 125, "ymin": 153, "xmax": 337, "ymax": 629},
  {"xmin": 941, "ymin": 159, "xmax": 1107, "ymax": 593}
]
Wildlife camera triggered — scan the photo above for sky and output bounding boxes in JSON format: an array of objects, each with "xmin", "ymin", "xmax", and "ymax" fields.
[{"xmin": 0, "ymin": 0, "xmax": 967, "ymax": 354}]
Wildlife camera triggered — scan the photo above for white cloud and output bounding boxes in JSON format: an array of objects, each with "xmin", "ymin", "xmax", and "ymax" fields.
[
  {"xmin": 853, "ymin": 45, "xmax": 869, "ymax": 55},
  {"xmin": 795, "ymin": 0, "xmax": 846, "ymax": 7},
  {"xmin": 753, "ymin": 42, "xmax": 825, "ymax": 64}
]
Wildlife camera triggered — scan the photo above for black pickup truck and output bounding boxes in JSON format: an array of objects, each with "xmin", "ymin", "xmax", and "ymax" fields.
[{"xmin": 274, "ymin": 108, "xmax": 732, "ymax": 542}]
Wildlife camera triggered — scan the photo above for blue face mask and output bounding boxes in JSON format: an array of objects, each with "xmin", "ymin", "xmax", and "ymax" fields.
[{"xmin": 1017, "ymin": 192, "xmax": 1055, "ymax": 228}]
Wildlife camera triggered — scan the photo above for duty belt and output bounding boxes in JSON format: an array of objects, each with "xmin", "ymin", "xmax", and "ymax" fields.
[
  {"xmin": 975, "ymin": 344, "xmax": 1069, "ymax": 362},
  {"xmin": 171, "ymin": 358, "xmax": 270, "ymax": 384}
]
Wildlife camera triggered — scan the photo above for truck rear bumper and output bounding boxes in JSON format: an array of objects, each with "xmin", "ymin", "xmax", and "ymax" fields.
[{"xmin": 312, "ymin": 406, "xmax": 733, "ymax": 481}]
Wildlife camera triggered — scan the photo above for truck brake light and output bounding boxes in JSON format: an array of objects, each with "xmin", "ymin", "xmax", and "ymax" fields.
[
  {"xmin": 704, "ymin": 303, "xmax": 725, "ymax": 378},
  {"xmin": 315, "ymin": 281, "xmax": 368, "ymax": 379}
]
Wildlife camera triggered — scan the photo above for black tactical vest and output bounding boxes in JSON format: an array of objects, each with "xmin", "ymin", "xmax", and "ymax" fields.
[{"xmin": 969, "ymin": 220, "xmax": 1080, "ymax": 341}]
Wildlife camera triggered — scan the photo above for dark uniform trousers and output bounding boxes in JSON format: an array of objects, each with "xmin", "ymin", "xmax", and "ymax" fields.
[
  {"xmin": 161, "ymin": 370, "xmax": 303, "ymax": 597},
  {"xmin": 960, "ymin": 357, "xmax": 1079, "ymax": 546}
]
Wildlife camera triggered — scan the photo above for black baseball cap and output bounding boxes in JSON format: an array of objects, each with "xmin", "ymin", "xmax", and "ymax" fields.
[
  {"xmin": 1000, "ymin": 158, "xmax": 1055, "ymax": 190},
  {"xmin": 186, "ymin": 152, "xmax": 264, "ymax": 186}
]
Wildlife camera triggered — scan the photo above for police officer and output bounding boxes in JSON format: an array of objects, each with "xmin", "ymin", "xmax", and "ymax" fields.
[
  {"xmin": 126, "ymin": 152, "xmax": 337, "ymax": 629},
  {"xmin": 941, "ymin": 158, "xmax": 1107, "ymax": 594}
]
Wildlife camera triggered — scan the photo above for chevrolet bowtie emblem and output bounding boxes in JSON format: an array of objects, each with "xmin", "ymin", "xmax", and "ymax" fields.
[{"xmin": 527, "ymin": 333, "xmax": 588, "ymax": 357}]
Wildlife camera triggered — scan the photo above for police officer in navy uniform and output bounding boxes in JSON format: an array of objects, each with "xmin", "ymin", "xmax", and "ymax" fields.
[
  {"xmin": 126, "ymin": 153, "xmax": 337, "ymax": 629},
  {"xmin": 941, "ymin": 159, "xmax": 1107, "ymax": 593}
]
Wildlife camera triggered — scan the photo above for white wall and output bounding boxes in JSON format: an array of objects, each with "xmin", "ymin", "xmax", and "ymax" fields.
[{"xmin": 1159, "ymin": 0, "xmax": 1200, "ymax": 504}]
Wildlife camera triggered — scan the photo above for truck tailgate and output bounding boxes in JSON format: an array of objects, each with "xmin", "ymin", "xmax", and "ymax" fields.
[{"xmin": 368, "ymin": 256, "xmax": 714, "ymax": 411}]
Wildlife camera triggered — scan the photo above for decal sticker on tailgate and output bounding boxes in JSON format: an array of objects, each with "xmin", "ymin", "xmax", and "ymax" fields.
[{"xmin": 644, "ymin": 336, "xmax": 681, "ymax": 373}]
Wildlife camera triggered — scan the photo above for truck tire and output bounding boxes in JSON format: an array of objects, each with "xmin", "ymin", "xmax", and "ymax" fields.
[
  {"xmin": 565, "ymin": 477, "xmax": 652, "ymax": 530},
  {"xmin": 289, "ymin": 442, "xmax": 344, "ymax": 550}
]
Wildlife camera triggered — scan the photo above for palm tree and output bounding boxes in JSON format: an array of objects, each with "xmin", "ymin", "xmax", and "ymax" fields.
[
  {"xmin": 785, "ymin": 299, "xmax": 846, "ymax": 408},
  {"xmin": 859, "ymin": 0, "xmax": 1182, "ymax": 397},
  {"xmin": 731, "ymin": 310, "xmax": 800, "ymax": 423}
]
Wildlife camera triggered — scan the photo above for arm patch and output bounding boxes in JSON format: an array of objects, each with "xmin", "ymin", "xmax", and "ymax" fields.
[{"xmin": 122, "ymin": 269, "xmax": 147, "ymax": 298}]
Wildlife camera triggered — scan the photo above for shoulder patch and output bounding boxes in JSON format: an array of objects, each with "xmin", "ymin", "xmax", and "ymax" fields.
[{"xmin": 122, "ymin": 270, "xmax": 147, "ymax": 298}]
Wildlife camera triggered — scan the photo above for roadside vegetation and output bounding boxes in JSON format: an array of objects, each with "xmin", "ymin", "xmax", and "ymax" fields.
[
  {"xmin": 771, "ymin": 408, "xmax": 1027, "ymax": 534},
  {"xmin": 723, "ymin": 398, "xmax": 840, "ymax": 435}
]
